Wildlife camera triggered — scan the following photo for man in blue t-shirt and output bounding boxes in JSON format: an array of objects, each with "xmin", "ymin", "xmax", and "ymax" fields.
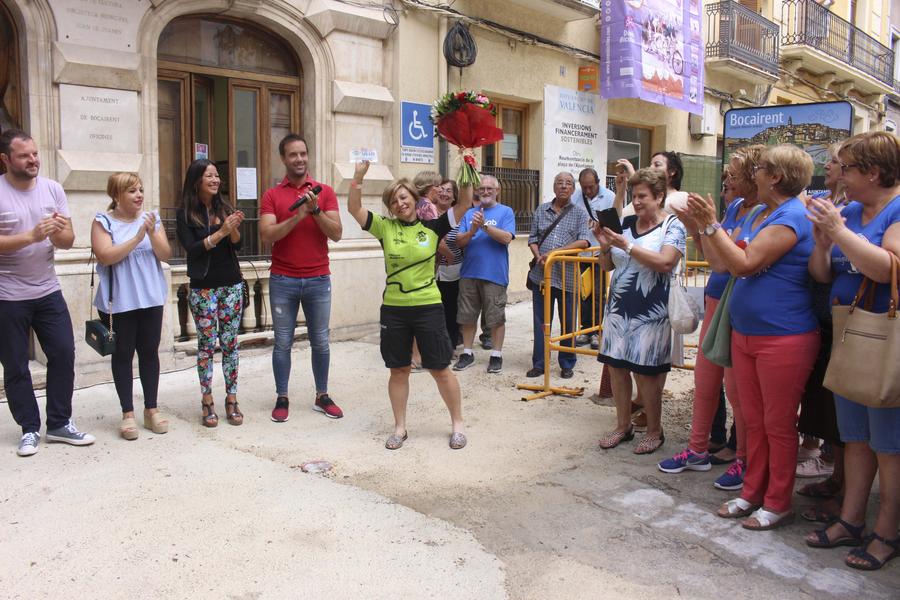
[{"xmin": 452, "ymin": 175, "xmax": 516, "ymax": 374}]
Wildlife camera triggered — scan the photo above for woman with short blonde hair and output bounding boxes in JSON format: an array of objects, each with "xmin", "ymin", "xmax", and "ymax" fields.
[{"xmin": 91, "ymin": 172, "xmax": 171, "ymax": 439}]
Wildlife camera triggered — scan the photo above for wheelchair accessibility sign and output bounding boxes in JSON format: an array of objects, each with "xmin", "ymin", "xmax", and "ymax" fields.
[{"xmin": 400, "ymin": 101, "xmax": 435, "ymax": 164}]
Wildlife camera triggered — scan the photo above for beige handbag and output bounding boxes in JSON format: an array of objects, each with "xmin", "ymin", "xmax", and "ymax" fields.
[{"xmin": 823, "ymin": 253, "xmax": 900, "ymax": 408}]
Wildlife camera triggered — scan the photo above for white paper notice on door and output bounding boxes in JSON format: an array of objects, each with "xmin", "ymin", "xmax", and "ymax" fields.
[{"xmin": 236, "ymin": 168, "xmax": 257, "ymax": 200}]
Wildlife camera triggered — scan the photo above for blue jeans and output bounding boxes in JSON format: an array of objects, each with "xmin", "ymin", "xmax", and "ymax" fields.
[
  {"xmin": 0, "ymin": 291, "xmax": 75, "ymax": 433},
  {"xmin": 269, "ymin": 274, "xmax": 332, "ymax": 396},
  {"xmin": 532, "ymin": 286, "xmax": 576, "ymax": 371}
]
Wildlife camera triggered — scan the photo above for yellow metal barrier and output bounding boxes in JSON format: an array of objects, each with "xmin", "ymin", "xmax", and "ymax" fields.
[
  {"xmin": 517, "ymin": 247, "xmax": 608, "ymax": 401},
  {"xmin": 516, "ymin": 246, "xmax": 712, "ymax": 399}
]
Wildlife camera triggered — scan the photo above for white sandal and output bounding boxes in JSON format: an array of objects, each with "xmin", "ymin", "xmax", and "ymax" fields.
[
  {"xmin": 717, "ymin": 497, "xmax": 756, "ymax": 519},
  {"xmin": 742, "ymin": 507, "xmax": 794, "ymax": 531}
]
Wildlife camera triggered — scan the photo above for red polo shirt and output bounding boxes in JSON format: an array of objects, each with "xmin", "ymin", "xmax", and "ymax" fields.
[{"xmin": 260, "ymin": 175, "xmax": 339, "ymax": 278}]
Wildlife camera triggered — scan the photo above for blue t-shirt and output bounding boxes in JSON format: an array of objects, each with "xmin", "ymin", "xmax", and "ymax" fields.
[
  {"xmin": 830, "ymin": 196, "xmax": 900, "ymax": 312},
  {"xmin": 459, "ymin": 203, "xmax": 516, "ymax": 286},
  {"xmin": 706, "ymin": 199, "xmax": 742, "ymax": 300},
  {"xmin": 93, "ymin": 212, "xmax": 168, "ymax": 314},
  {"xmin": 730, "ymin": 197, "xmax": 817, "ymax": 336}
]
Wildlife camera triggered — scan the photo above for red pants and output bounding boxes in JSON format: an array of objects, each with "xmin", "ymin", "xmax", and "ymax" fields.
[
  {"xmin": 689, "ymin": 295, "xmax": 745, "ymax": 459},
  {"xmin": 732, "ymin": 330, "xmax": 820, "ymax": 512}
]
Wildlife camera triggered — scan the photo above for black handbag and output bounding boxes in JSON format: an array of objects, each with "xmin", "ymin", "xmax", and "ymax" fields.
[
  {"xmin": 85, "ymin": 248, "xmax": 116, "ymax": 356},
  {"xmin": 527, "ymin": 205, "xmax": 571, "ymax": 291}
]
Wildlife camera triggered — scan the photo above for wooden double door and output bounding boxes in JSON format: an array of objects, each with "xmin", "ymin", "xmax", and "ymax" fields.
[{"xmin": 157, "ymin": 66, "xmax": 300, "ymax": 257}]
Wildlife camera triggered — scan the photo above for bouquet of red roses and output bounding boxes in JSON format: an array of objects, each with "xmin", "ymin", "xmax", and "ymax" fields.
[{"xmin": 430, "ymin": 91, "xmax": 504, "ymax": 186}]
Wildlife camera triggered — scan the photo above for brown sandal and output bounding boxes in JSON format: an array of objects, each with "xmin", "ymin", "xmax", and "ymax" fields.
[
  {"xmin": 201, "ymin": 400, "xmax": 218, "ymax": 428},
  {"xmin": 225, "ymin": 399, "xmax": 243, "ymax": 426}
]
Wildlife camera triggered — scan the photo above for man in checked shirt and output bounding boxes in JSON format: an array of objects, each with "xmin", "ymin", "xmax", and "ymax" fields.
[{"xmin": 526, "ymin": 171, "xmax": 592, "ymax": 379}]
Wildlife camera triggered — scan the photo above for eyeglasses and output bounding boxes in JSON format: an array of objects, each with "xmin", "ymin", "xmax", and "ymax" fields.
[
  {"xmin": 839, "ymin": 162, "xmax": 860, "ymax": 174},
  {"xmin": 476, "ymin": 186, "xmax": 498, "ymax": 193},
  {"xmin": 751, "ymin": 165, "xmax": 768, "ymax": 175}
]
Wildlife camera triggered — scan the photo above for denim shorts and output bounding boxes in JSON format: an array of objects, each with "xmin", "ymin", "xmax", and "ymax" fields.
[{"xmin": 834, "ymin": 393, "xmax": 900, "ymax": 454}]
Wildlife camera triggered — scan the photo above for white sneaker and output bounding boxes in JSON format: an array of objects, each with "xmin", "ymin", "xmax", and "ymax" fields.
[
  {"xmin": 796, "ymin": 457, "xmax": 834, "ymax": 478},
  {"xmin": 17, "ymin": 432, "xmax": 40, "ymax": 457}
]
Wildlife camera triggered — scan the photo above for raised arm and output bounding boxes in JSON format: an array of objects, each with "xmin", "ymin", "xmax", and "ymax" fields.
[
  {"xmin": 613, "ymin": 159, "xmax": 635, "ymax": 217},
  {"xmin": 347, "ymin": 160, "xmax": 370, "ymax": 228},
  {"xmin": 450, "ymin": 183, "xmax": 474, "ymax": 223}
]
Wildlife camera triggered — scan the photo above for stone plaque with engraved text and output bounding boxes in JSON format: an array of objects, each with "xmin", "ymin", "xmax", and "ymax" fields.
[
  {"xmin": 59, "ymin": 84, "xmax": 139, "ymax": 153},
  {"xmin": 50, "ymin": 0, "xmax": 148, "ymax": 52}
]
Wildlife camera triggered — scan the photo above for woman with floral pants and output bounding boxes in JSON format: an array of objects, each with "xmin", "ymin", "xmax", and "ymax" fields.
[{"xmin": 176, "ymin": 159, "xmax": 246, "ymax": 427}]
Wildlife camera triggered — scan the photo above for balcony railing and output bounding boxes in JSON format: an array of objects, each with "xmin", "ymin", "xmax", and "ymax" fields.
[
  {"xmin": 705, "ymin": 1, "xmax": 779, "ymax": 76},
  {"xmin": 781, "ymin": 0, "xmax": 894, "ymax": 87},
  {"xmin": 482, "ymin": 166, "xmax": 540, "ymax": 234}
]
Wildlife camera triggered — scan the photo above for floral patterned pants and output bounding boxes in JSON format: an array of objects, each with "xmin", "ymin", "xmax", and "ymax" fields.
[{"xmin": 189, "ymin": 284, "xmax": 242, "ymax": 395}]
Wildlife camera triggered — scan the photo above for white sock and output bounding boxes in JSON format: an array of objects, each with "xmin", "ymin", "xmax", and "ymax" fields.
[
  {"xmin": 463, "ymin": 348, "xmax": 473, "ymax": 355},
  {"xmin": 490, "ymin": 350, "xmax": 502, "ymax": 358}
]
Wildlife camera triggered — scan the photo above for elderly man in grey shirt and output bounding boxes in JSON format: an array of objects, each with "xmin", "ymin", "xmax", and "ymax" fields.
[{"xmin": 526, "ymin": 171, "xmax": 592, "ymax": 379}]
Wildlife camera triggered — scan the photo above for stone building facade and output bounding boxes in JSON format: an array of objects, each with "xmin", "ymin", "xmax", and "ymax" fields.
[{"xmin": 0, "ymin": 0, "xmax": 894, "ymax": 377}]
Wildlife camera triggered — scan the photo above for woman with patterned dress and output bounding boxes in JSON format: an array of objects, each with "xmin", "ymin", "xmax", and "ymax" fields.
[{"xmin": 593, "ymin": 168, "xmax": 686, "ymax": 455}]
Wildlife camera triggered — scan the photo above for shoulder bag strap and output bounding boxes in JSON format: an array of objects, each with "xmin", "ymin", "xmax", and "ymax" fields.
[
  {"xmin": 660, "ymin": 215, "xmax": 682, "ymax": 277},
  {"xmin": 536, "ymin": 204, "xmax": 572, "ymax": 249},
  {"xmin": 98, "ymin": 214, "xmax": 115, "ymax": 337}
]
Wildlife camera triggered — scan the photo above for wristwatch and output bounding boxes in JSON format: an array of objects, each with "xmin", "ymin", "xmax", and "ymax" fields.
[
  {"xmin": 310, "ymin": 205, "xmax": 322, "ymax": 216},
  {"xmin": 702, "ymin": 222, "xmax": 722, "ymax": 236},
  {"xmin": 625, "ymin": 242, "xmax": 634, "ymax": 255}
]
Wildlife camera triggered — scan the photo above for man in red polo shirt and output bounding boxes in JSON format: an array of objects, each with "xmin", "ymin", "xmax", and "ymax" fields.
[{"xmin": 260, "ymin": 134, "xmax": 343, "ymax": 422}]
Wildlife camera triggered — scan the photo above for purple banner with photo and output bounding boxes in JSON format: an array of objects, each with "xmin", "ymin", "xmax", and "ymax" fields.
[{"xmin": 600, "ymin": 0, "xmax": 704, "ymax": 115}]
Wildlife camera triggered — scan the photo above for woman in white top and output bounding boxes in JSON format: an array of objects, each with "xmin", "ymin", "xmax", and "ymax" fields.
[{"xmin": 91, "ymin": 173, "xmax": 171, "ymax": 440}]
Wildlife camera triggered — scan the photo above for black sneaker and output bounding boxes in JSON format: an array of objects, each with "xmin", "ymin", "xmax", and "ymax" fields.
[
  {"xmin": 313, "ymin": 394, "xmax": 344, "ymax": 419},
  {"xmin": 560, "ymin": 368, "xmax": 574, "ymax": 379},
  {"xmin": 453, "ymin": 352, "xmax": 475, "ymax": 371},
  {"xmin": 479, "ymin": 334, "xmax": 493, "ymax": 350},
  {"xmin": 526, "ymin": 367, "xmax": 544, "ymax": 378},
  {"xmin": 487, "ymin": 356, "xmax": 502, "ymax": 374}
]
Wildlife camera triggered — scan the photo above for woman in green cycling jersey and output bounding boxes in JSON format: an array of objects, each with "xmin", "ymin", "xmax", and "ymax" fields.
[{"xmin": 347, "ymin": 160, "xmax": 472, "ymax": 450}]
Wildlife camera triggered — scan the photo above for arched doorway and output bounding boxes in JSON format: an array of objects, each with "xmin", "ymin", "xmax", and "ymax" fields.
[
  {"xmin": 157, "ymin": 16, "xmax": 302, "ymax": 258},
  {"xmin": 0, "ymin": 1, "xmax": 22, "ymax": 135}
]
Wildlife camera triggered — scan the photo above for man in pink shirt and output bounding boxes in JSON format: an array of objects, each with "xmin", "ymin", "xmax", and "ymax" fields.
[
  {"xmin": 260, "ymin": 134, "xmax": 343, "ymax": 422},
  {"xmin": 0, "ymin": 129, "xmax": 95, "ymax": 456}
]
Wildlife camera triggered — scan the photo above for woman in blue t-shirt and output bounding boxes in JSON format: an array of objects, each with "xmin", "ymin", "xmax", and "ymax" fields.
[
  {"xmin": 687, "ymin": 144, "xmax": 819, "ymax": 531},
  {"xmin": 804, "ymin": 132, "xmax": 900, "ymax": 571},
  {"xmin": 91, "ymin": 173, "xmax": 171, "ymax": 440},
  {"xmin": 660, "ymin": 144, "xmax": 766, "ymax": 490}
]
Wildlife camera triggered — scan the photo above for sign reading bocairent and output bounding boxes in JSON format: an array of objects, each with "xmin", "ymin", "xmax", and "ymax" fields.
[
  {"xmin": 600, "ymin": 0, "xmax": 704, "ymax": 115},
  {"xmin": 723, "ymin": 101, "xmax": 853, "ymax": 193},
  {"xmin": 400, "ymin": 101, "xmax": 435, "ymax": 164},
  {"xmin": 542, "ymin": 85, "xmax": 608, "ymax": 199}
]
